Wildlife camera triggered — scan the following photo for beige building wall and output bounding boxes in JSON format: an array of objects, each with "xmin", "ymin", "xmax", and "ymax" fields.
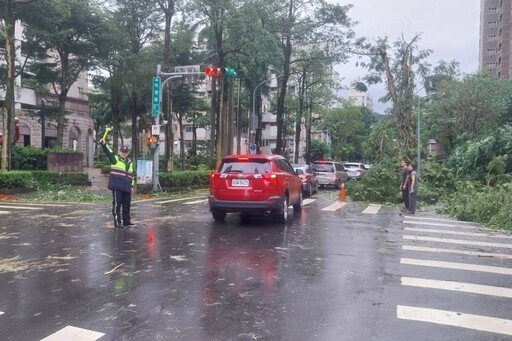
[{"xmin": 480, "ymin": 0, "xmax": 511, "ymax": 78}]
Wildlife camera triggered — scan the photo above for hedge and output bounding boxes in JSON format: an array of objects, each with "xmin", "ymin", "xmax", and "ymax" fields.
[{"xmin": 0, "ymin": 171, "xmax": 89, "ymax": 192}]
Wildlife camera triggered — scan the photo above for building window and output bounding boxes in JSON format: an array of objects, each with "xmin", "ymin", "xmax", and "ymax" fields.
[
  {"xmin": 185, "ymin": 141, "xmax": 192, "ymax": 148},
  {"xmin": 487, "ymin": 48, "xmax": 497, "ymax": 55},
  {"xmin": 489, "ymin": 7, "xmax": 497, "ymax": 14},
  {"xmin": 185, "ymin": 125, "xmax": 193, "ymax": 133},
  {"xmin": 489, "ymin": 21, "xmax": 498, "ymax": 28},
  {"xmin": 488, "ymin": 34, "xmax": 497, "ymax": 41},
  {"xmin": 487, "ymin": 62, "xmax": 497, "ymax": 69}
]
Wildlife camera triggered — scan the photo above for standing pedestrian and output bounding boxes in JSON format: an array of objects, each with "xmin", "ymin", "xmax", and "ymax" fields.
[
  {"xmin": 99, "ymin": 139, "xmax": 134, "ymax": 228},
  {"xmin": 399, "ymin": 158, "xmax": 410, "ymax": 212},
  {"xmin": 408, "ymin": 162, "xmax": 417, "ymax": 215}
]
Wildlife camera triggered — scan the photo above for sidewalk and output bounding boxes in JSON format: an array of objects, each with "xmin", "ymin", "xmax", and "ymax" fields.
[{"xmin": 84, "ymin": 167, "xmax": 110, "ymax": 194}]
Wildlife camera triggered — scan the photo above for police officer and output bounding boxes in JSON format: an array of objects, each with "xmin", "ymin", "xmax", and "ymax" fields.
[{"xmin": 99, "ymin": 139, "xmax": 134, "ymax": 228}]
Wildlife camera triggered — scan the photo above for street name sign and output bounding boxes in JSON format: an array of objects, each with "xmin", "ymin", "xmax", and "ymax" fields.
[{"xmin": 151, "ymin": 77, "xmax": 161, "ymax": 117}]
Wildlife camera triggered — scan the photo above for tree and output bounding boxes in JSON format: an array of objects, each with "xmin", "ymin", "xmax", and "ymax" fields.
[
  {"xmin": 23, "ymin": 0, "xmax": 107, "ymax": 147},
  {"xmin": 268, "ymin": 0, "xmax": 354, "ymax": 155},
  {"xmin": 0, "ymin": 0, "xmax": 34, "ymax": 170},
  {"xmin": 359, "ymin": 35, "xmax": 432, "ymax": 154}
]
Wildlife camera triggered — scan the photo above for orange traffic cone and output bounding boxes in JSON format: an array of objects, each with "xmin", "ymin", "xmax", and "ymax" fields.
[{"xmin": 339, "ymin": 183, "xmax": 347, "ymax": 201}]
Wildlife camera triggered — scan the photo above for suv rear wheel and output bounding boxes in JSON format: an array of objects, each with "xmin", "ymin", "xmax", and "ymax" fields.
[
  {"xmin": 293, "ymin": 192, "xmax": 303, "ymax": 212},
  {"xmin": 211, "ymin": 209, "xmax": 226, "ymax": 222},
  {"xmin": 276, "ymin": 196, "xmax": 289, "ymax": 224}
]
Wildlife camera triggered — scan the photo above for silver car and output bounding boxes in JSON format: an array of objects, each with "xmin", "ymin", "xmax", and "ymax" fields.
[
  {"xmin": 344, "ymin": 162, "xmax": 367, "ymax": 180},
  {"xmin": 311, "ymin": 161, "xmax": 348, "ymax": 189}
]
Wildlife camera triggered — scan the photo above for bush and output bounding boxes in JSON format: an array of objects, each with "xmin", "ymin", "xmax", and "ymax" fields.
[
  {"xmin": 11, "ymin": 146, "xmax": 48, "ymax": 170},
  {"xmin": 0, "ymin": 171, "xmax": 89, "ymax": 193},
  {"xmin": 346, "ymin": 157, "xmax": 401, "ymax": 204},
  {"xmin": 440, "ymin": 181, "xmax": 512, "ymax": 229},
  {"xmin": 159, "ymin": 170, "xmax": 211, "ymax": 190},
  {"xmin": 0, "ymin": 171, "xmax": 36, "ymax": 190}
]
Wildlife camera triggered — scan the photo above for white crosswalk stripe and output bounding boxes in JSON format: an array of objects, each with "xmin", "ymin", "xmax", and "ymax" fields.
[
  {"xmin": 398, "ymin": 216, "xmax": 512, "ymax": 337},
  {"xmin": 362, "ymin": 204, "xmax": 381, "ymax": 214},
  {"xmin": 397, "ymin": 306, "xmax": 512, "ymax": 336},
  {"xmin": 303, "ymin": 198, "xmax": 316, "ymax": 206},
  {"xmin": 40, "ymin": 325, "xmax": 104, "ymax": 341},
  {"xmin": 321, "ymin": 201, "xmax": 347, "ymax": 211}
]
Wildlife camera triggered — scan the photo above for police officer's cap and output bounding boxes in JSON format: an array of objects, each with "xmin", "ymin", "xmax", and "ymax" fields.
[{"xmin": 120, "ymin": 145, "xmax": 130, "ymax": 152}]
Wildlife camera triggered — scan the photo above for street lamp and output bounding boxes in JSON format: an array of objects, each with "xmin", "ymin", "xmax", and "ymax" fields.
[{"xmin": 251, "ymin": 75, "xmax": 282, "ymax": 146}]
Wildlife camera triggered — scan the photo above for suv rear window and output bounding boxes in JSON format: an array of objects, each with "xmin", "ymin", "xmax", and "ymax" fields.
[
  {"xmin": 312, "ymin": 163, "xmax": 335, "ymax": 172},
  {"xmin": 344, "ymin": 163, "xmax": 362, "ymax": 168},
  {"xmin": 219, "ymin": 161, "xmax": 272, "ymax": 174}
]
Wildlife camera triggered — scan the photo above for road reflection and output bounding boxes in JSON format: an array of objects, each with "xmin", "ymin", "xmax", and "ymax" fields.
[{"xmin": 201, "ymin": 223, "xmax": 285, "ymax": 339}]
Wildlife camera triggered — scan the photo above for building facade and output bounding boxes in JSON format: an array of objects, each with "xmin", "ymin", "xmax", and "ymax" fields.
[
  {"xmin": 479, "ymin": 0, "xmax": 512, "ymax": 78},
  {"xmin": 0, "ymin": 21, "xmax": 95, "ymax": 166},
  {"xmin": 348, "ymin": 88, "xmax": 373, "ymax": 111}
]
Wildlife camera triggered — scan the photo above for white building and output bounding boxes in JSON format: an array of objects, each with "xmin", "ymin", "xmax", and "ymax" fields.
[
  {"xmin": 348, "ymin": 87, "xmax": 373, "ymax": 111},
  {"xmin": 0, "ymin": 21, "xmax": 95, "ymax": 166}
]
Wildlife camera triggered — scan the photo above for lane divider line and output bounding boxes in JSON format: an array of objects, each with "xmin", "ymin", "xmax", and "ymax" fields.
[
  {"xmin": 397, "ymin": 305, "xmax": 512, "ymax": 336},
  {"xmin": 155, "ymin": 196, "xmax": 207, "ymax": 204},
  {"xmin": 322, "ymin": 202, "xmax": 347, "ymax": 212},
  {"xmin": 362, "ymin": 204, "xmax": 381, "ymax": 214},
  {"xmin": 303, "ymin": 198, "xmax": 316, "ymax": 206},
  {"xmin": 183, "ymin": 199, "xmax": 208, "ymax": 205},
  {"xmin": 0, "ymin": 205, "xmax": 42, "ymax": 210}
]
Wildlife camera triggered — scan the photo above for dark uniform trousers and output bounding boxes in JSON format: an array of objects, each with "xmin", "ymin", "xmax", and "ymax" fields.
[{"xmin": 112, "ymin": 189, "xmax": 131, "ymax": 226}]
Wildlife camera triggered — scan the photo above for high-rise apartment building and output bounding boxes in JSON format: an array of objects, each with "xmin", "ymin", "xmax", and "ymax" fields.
[{"xmin": 479, "ymin": 0, "xmax": 512, "ymax": 78}]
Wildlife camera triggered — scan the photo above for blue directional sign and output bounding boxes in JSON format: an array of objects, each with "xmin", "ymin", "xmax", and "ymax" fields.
[
  {"xmin": 151, "ymin": 77, "xmax": 161, "ymax": 117},
  {"xmin": 249, "ymin": 143, "xmax": 257, "ymax": 154}
]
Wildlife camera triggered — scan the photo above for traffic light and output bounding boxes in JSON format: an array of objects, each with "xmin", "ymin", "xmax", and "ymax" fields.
[
  {"xmin": 221, "ymin": 67, "xmax": 237, "ymax": 78},
  {"xmin": 204, "ymin": 67, "xmax": 220, "ymax": 77},
  {"xmin": 204, "ymin": 66, "xmax": 237, "ymax": 78}
]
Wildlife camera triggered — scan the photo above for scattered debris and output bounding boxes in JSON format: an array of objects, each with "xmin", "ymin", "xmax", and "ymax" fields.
[{"xmin": 104, "ymin": 263, "xmax": 124, "ymax": 275}]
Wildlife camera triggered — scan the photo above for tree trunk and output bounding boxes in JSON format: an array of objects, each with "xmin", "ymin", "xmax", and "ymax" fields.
[{"xmin": 1, "ymin": 8, "xmax": 15, "ymax": 170}]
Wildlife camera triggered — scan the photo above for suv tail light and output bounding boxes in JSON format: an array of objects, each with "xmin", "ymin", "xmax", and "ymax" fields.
[{"xmin": 262, "ymin": 173, "xmax": 277, "ymax": 181}]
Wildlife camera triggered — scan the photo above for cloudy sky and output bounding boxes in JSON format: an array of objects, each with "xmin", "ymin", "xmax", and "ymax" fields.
[{"xmin": 334, "ymin": 0, "xmax": 481, "ymax": 114}]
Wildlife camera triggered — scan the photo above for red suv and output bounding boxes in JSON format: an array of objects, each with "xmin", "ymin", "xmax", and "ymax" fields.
[{"xmin": 209, "ymin": 154, "xmax": 303, "ymax": 223}]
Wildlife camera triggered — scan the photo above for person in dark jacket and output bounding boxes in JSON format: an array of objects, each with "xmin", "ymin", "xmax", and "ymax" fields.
[
  {"xmin": 99, "ymin": 139, "xmax": 134, "ymax": 228},
  {"xmin": 408, "ymin": 162, "xmax": 418, "ymax": 214},
  {"xmin": 399, "ymin": 158, "xmax": 410, "ymax": 212}
]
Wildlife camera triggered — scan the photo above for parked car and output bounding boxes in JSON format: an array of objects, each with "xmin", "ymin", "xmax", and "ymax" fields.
[
  {"xmin": 311, "ymin": 160, "xmax": 348, "ymax": 189},
  {"xmin": 344, "ymin": 162, "xmax": 368, "ymax": 180},
  {"xmin": 209, "ymin": 154, "xmax": 303, "ymax": 223},
  {"xmin": 292, "ymin": 164, "xmax": 318, "ymax": 197}
]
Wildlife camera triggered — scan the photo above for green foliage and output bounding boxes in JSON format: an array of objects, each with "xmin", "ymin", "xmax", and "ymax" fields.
[
  {"xmin": 11, "ymin": 146, "xmax": 48, "ymax": 170},
  {"xmin": 0, "ymin": 171, "xmax": 37, "ymax": 190},
  {"xmin": 0, "ymin": 171, "xmax": 89, "ymax": 192},
  {"xmin": 159, "ymin": 170, "xmax": 210, "ymax": 190},
  {"xmin": 346, "ymin": 157, "xmax": 401, "ymax": 204},
  {"xmin": 440, "ymin": 181, "xmax": 512, "ymax": 229},
  {"xmin": 309, "ymin": 140, "xmax": 331, "ymax": 162},
  {"xmin": 446, "ymin": 125, "xmax": 512, "ymax": 180}
]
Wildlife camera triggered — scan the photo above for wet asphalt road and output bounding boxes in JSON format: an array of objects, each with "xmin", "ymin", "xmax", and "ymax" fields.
[{"xmin": 0, "ymin": 190, "xmax": 511, "ymax": 340}]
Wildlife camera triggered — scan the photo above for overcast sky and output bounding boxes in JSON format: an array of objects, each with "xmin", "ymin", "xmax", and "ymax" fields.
[{"xmin": 334, "ymin": 0, "xmax": 481, "ymax": 114}]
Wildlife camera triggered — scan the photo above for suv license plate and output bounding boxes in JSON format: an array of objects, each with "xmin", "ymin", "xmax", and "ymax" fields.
[{"xmin": 232, "ymin": 179, "xmax": 249, "ymax": 187}]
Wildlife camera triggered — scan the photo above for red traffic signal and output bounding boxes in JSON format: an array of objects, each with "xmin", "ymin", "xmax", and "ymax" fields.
[{"xmin": 204, "ymin": 67, "xmax": 221, "ymax": 77}]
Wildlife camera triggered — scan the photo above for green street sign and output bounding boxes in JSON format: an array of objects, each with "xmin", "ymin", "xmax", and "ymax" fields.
[{"xmin": 151, "ymin": 76, "xmax": 161, "ymax": 117}]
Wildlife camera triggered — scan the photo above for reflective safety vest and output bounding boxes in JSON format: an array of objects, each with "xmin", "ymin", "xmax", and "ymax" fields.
[{"xmin": 101, "ymin": 144, "xmax": 134, "ymax": 192}]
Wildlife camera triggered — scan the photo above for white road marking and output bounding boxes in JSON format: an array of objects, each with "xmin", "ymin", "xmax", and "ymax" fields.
[
  {"xmin": 362, "ymin": 204, "xmax": 381, "ymax": 214},
  {"xmin": 0, "ymin": 205, "xmax": 42, "ymax": 210},
  {"xmin": 402, "ymin": 216, "xmax": 477, "ymax": 225},
  {"xmin": 155, "ymin": 196, "xmax": 206, "ymax": 204},
  {"xmin": 404, "ymin": 227, "xmax": 512, "ymax": 239},
  {"xmin": 322, "ymin": 202, "xmax": 347, "ymax": 211},
  {"xmin": 40, "ymin": 325, "xmax": 105, "ymax": 341},
  {"xmin": 403, "ymin": 220, "xmax": 479, "ymax": 229},
  {"xmin": 401, "ymin": 276, "xmax": 512, "ymax": 298},
  {"xmin": 397, "ymin": 305, "xmax": 512, "ymax": 336},
  {"xmin": 183, "ymin": 199, "xmax": 208, "ymax": 205},
  {"xmin": 0, "ymin": 211, "xmax": 9, "ymax": 214},
  {"xmin": 404, "ymin": 235, "xmax": 512, "ymax": 249},
  {"xmin": 303, "ymin": 198, "xmax": 316, "ymax": 206},
  {"xmin": 403, "ymin": 245, "xmax": 512, "ymax": 260},
  {"xmin": 401, "ymin": 258, "xmax": 512, "ymax": 275},
  {"xmin": 0, "ymin": 311, "xmax": 4, "ymax": 315}
]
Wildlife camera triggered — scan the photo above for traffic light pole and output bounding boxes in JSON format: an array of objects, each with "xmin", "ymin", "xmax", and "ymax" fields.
[{"xmin": 153, "ymin": 66, "xmax": 203, "ymax": 191}]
